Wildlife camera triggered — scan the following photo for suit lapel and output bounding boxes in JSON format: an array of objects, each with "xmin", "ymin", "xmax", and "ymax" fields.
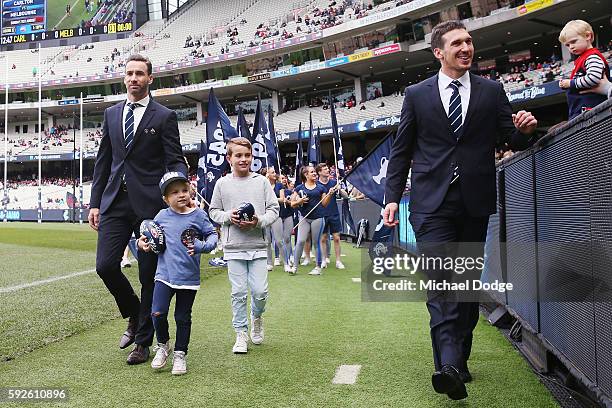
[
  {"xmin": 462, "ymin": 73, "xmax": 482, "ymax": 135},
  {"xmin": 126, "ymin": 99, "xmax": 157, "ymax": 155},
  {"xmin": 115, "ymin": 102, "xmax": 127, "ymax": 157},
  {"xmin": 426, "ymin": 74, "xmax": 454, "ymax": 139}
]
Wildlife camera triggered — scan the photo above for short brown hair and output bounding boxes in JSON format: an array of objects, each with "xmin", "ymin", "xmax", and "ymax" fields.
[
  {"xmin": 126, "ymin": 54, "xmax": 153, "ymax": 75},
  {"xmin": 315, "ymin": 163, "xmax": 328, "ymax": 174},
  {"xmin": 431, "ymin": 20, "xmax": 467, "ymax": 51},
  {"xmin": 226, "ymin": 137, "xmax": 252, "ymax": 156}
]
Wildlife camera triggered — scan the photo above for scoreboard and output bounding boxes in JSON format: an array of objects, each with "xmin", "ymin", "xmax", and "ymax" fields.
[
  {"xmin": 1, "ymin": 0, "xmax": 45, "ymax": 36},
  {"xmin": 0, "ymin": 0, "xmax": 133, "ymax": 45}
]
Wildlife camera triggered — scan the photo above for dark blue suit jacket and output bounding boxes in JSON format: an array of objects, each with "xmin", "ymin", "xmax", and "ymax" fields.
[
  {"xmin": 90, "ymin": 98, "xmax": 187, "ymax": 218},
  {"xmin": 385, "ymin": 73, "xmax": 532, "ymax": 217}
]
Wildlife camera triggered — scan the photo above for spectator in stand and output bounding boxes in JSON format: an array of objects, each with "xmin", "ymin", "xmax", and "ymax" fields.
[{"xmin": 558, "ymin": 20, "xmax": 610, "ymax": 119}]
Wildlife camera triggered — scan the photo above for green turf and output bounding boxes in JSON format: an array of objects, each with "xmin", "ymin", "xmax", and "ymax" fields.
[
  {"xmin": 46, "ymin": 0, "xmax": 99, "ymax": 31},
  {"xmin": 0, "ymin": 224, "xmax": 558, "ymax": 407}
]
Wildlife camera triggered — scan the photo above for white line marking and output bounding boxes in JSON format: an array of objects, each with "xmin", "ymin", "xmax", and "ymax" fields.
[
  {"xmin": 332, "ymin": 365, "xmax": 362, "ymax": 384},
  {"xmin": 351, "ymin": 278, "xmax": 361, "ymax": 283},
  {"xmin": 0, "ymin": 269, "xmax": 96, "ymax": 294}
]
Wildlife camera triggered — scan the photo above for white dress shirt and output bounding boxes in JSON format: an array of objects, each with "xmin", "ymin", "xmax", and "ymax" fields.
[
  {"xmin": 438, "ymin": 70, "xmax": 471, "ymax": 126},
  {"xmin": 122, "ymin": 95, "xmax": 150, "ymax": 137}
]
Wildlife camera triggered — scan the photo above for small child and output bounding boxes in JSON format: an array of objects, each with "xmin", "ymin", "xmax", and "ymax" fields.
[
  {"xmin": 558, "ymin": 20, "xmax": 610, "ymax": 119},
  {"xmin": 137, "ymin": 171, "xmax": 218, "ymax": 375}
]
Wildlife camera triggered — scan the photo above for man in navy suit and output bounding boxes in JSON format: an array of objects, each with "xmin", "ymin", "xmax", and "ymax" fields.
[
  {"xmin": 383, "ymin": 21, "xmax": 537, "ymax": 399},
  {"xmin": 89, "ymin": 54, "xmax": 187, "ymax": 365}
]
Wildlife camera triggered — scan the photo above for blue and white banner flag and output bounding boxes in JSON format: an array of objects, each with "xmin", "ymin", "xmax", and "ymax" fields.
[
  {"xmin": 202, "ymin": 88, "xmax": 238, "ymax": 205},
  {"xmin": 251, "ymin": 98, "xmax": 271, "ymax": 172}
]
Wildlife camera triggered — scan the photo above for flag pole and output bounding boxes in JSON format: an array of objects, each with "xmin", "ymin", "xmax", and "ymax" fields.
[
  {"xmin": 79, "ymin": 92, "xmax": 83, "ymax": 224},
  {"xmin": 3, "ymin": 52, "xmax": 8, "ymax": 222},
  {"xmin": 37, "ymin": 42, "xmax": 42, "ymax": 224}
]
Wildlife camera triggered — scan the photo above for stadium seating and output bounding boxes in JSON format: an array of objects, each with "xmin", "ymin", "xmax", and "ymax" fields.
[{"xmin": 5, "ymin": 183, "xmax": 92, "ymax": 209}]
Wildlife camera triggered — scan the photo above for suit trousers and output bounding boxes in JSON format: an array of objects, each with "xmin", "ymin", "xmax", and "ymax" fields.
[
  {"xmin": 95, "ymin": 188, "xmax": 158, "ymax": 347},
  {"xmin": 408, "ymin": 181, "xmax": 489, "ymax": 372}
]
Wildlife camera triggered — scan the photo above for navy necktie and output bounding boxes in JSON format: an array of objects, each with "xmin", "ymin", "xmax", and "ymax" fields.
[
  {"xmin": 124, "ymin": 102, "xmax": 140, "ymax": 149},
  {"xmin": 448, "ymin": 80, "xmax": 462, "ymax": 138},
  {"xmin": 448, "ymin": 80, "xmax": 462, "ymax": 184}
]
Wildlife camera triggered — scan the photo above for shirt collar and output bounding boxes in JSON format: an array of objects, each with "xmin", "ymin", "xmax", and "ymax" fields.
[
  {"xmin": 438, "ymin": 70, "xmax": 471, "ymax": 90},
  {"xmin": 126, "ymin": 94, "xmax": 150, "ymax": 108}
]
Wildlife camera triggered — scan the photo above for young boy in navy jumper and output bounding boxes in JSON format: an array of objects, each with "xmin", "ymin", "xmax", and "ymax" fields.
[
  {"xmin": 137, "ymin": 172, "xmax": 218, "ymax": 375},
  {"xmin": 558, "ymin": 20, "xmax": 610, "ymax": 119}
]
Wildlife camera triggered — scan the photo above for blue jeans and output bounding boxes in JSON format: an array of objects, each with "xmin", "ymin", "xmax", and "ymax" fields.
[
  {"xmin": 227, "ymin": 258, "xmax": 268, "ymax": 332},
  {"xmin": 151, "ymin": 281, "xmax": 197, "ymax": 354}
]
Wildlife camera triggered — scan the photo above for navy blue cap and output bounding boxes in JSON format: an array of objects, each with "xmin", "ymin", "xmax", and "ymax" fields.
[{"xmin": 159, "ymin": 171, "xmax": 188, "ymax": 195}]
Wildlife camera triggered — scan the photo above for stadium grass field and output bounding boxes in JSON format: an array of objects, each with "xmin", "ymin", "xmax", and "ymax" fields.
[
  {"xmin": 0, "ymin": 222, "xmax": 558, "ymax": 407},
  {"xmin": 46, "ymin": 0, "xmax": 99, "ymax": 31}
]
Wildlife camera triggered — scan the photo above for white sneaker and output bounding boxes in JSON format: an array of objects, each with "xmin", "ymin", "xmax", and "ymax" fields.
[
  {"xmin": 321, "ymin": 259, "xmax": 328, "ymax": 268},
  {"xmin": 288, "ymin": 257, "xmax": 294, "ymax": 267},
  {"xmin": 274, "ymin": 258, "xmax": 281, "ymax": 266},
  {"xmin": 300, "ymin": 258, "xmax": 310, "ymax": 266},
  {"xmin": 325, "ymin": 257, "xmax": 330, "ymax": 264},
  {"xmin": 250, "ymin": 315, "xmax": 264, "ymax": 345},
  {"xmin": 151, "ymin": 342, "xmax": 171, "ymax": 369},
  {"xmin": 308, "ymin": 266, "xmax": 321, "ymax": 276},
  {"xmin": 232, "ymin": 331, "xmax": 249, "ymax": 354},
  {"xmin": 120, "ymin": 258, "xmax": 131, "ymax": 268},
  {"xmin": 171, "ymin": 351, "xmax": 187, "ymax": 375},
  {"xmin": 284, "ymin": 264, "xmax": 292, "ymax": 273},
  {"xmin": 336, "ymin": 260, "xmax": 346, "ymax": 269},
  {"xmin": 267, "ymin": 264, "xmax": 273, "ymax": 271}
]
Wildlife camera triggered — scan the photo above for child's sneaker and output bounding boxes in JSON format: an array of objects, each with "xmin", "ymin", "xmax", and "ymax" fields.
[
  {"xmin": 267, "ymin": 264, "xmax": 273, "ymax": 271},
  {"xmin": 336, "ymin": 260, "xmax": 346, "ymax": 269},
  {"xmin": 308, "ymin": 266, "xmax": 321, "ymax": 276},
  {"xmin": 171, "ymin": 351, "xmax": 187, "ymax": 375},
  {"xmin": 151, "ymin": 342, "xmax": 171, "ymax": 369},
  {"xmin": 250, "ymin": 315, "xmax": 264, "ymax": 345},
  {"xmin": 274, "ymin": 258, "xmax": 281, "ymax": 266},
  {"xmin": 300, "ymin": 258, "xmax": 310, "ymax": 266},
  {"xmin": 232, "ymin": 331, "xmax": 249, "ymax": 354}
]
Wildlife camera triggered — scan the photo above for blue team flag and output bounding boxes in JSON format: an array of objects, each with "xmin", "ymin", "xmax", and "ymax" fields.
[
  {"xmin": 254, "ymin": 99, "xmax": 279, "ymax": 174},
  {"xmin": 307, "ymin": 112, "xmax": 320, "ymax": 165},
  {"xmin": 268, "ymin": 107, "xmax": 281, "ymax": 171},
  {"xmin": 250, "ymin": 98, "xmax": 269, "ymax": 172},
  {"xmin": 196, "ymin": 139, "xmax": 207, "ymax": 199},
  {"xmin": 236, "ymin": 107, "xmax": 251, "ymax": 140},
  {"xmin": 203, "ymin": 88, "xmax": 238, "ymax": 205},
  {"xmin": 344, "ymin": 131, "xmax": 393, "ymax": 208},
  {"xmin": 330, "ymin": 99, "xmax": 345, "ymax": 179},
  {"xmin": 345, "ymin": 131, "xmax": 396, "ymax": 256},
  {"xmin": 341, "ymin": 197, "xmax": 356, "ymax": 235}
]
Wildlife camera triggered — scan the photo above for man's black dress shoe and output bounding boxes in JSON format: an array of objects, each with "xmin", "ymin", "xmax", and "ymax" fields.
[
  {"xmin": 119, "ymin": 316, "xmax": 138, "ymax": 349},
  {"xmin": 126, "ymin": 344, "xmax": 150, "ymax": 365},
  {"xmin": 459, "ymin": 368, "xmax": 472, "ymax": 383},
  {"xmin": 432, "ymin": 365, "xmax": 468, "ymax": 400}
]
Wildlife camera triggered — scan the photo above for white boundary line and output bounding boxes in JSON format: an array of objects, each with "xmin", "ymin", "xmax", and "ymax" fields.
[
  {"xmin": 0, "ymin": 269, "xmax": 96, "ymax": 294},
  {"xmin": 332, "ymin": 365, "xmax": 362, "ymax": 384}
]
